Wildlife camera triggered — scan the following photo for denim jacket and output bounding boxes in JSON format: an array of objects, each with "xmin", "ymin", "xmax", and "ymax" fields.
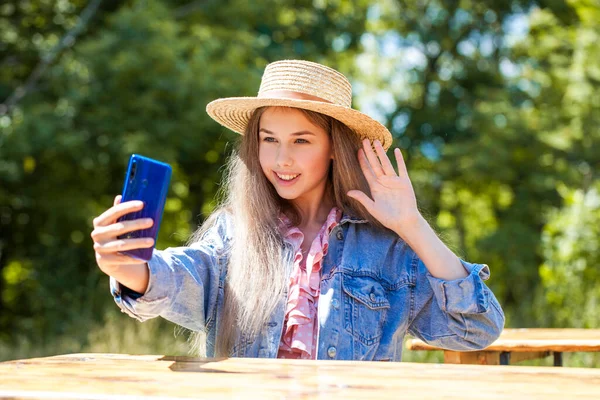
[{"xmin": 110, "ymin": 211, "xmax": 505, "ymax": 361}]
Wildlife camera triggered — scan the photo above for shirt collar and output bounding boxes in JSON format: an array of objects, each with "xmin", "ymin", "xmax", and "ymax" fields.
[{"xmin": 278, "ymin": 206, "xmax": 346, "ymax": 237}]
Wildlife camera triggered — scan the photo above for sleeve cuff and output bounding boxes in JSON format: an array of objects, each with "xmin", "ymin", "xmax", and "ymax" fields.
[
  {"xmin": 426, "ymin": 260, "xmax": 491, "ymax": 314},
  {"xmin": 109, "ymin": 249, "xmax": 172, "ymax": 321}
]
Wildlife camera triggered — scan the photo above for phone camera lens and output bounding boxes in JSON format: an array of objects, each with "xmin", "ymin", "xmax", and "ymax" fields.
[{"xmin": 129, "ymin": 162, "xmax": 137, "ymax": 181}]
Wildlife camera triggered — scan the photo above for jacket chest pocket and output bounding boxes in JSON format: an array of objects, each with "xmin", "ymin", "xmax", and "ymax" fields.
[{"xmin": 341, "ymin": 274, "xmax": 390, "ymax": 346}]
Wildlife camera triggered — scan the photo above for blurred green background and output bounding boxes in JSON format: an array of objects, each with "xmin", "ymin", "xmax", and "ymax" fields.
[{"xmin": 0, "ymin": 0, "xmax": 598, "ymax": 367}]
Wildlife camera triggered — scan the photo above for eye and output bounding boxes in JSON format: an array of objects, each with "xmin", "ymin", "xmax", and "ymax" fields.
[{"xmin": 261, "ymin": 137, "xmax": 309, "ymax": 143}]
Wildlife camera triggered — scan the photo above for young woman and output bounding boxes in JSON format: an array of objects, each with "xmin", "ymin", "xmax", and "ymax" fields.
[{"xmin": 91, "ymin": 60, "xmax": 504, "ymax": 361}]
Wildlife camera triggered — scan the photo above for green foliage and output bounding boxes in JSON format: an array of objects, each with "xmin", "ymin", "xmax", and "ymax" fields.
[{"xmin": 536, "ymin": 183, "xmax": 600, "ymax": 328}]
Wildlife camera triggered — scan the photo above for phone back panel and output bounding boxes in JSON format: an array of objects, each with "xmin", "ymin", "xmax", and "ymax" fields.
[{"xmin": 117, "ymin": 154, "xmax": 172, "ymax": 261}]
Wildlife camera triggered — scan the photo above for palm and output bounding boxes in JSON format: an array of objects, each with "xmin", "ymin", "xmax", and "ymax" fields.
[{"xmin": 347, "ymin": 139, "xmax": 420, "ymax": 234}]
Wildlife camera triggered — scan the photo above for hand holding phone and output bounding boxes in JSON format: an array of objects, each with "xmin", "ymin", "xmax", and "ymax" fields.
[
  {"xmin": 91, "ymin": 154, "xmax": 171, "ymax": 293},
  {"xmin": 91, "ymin": 195, "xmax": 154, "ymax": 294},
  {"xmin": 115, "ymin": 154, "xmax": 172, "ymax": 261}
]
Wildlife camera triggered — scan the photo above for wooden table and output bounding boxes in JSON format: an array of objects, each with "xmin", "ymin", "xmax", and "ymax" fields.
[
  {"xmin": 406, "ymin": 328, "xmax": 600, "ymax": 366},
  {"xmin": 1, "ymin": 353, "xmax": 600, "ymax": 399}
]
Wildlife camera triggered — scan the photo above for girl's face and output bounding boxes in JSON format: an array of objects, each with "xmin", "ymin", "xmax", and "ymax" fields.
[{"xmin": 258, "ymin": 107, "xmax": 333, "ymax": 206}]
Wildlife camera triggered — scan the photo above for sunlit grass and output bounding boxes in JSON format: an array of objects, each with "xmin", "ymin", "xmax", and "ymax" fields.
[
  {"xmin": 0, "ymin": 309, "xmax": 191, "ymax": 362},
  {"xmin": 2, "ymin": 319, "xmax": 598, "ymax": 368}
]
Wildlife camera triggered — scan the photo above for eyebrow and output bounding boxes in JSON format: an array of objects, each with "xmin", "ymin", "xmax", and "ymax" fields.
[{"xmin": 259, "ymin": 128, "xmax": 316, "ymax": 136}]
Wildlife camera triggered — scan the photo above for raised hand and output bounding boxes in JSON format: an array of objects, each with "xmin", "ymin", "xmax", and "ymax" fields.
[{"xmin": 346, "ymin": 139, "xmax": 421, "ymax": 237}]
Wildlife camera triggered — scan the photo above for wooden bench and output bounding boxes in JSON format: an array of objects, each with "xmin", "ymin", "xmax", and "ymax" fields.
[
  {"xmin": 405, "ymin": 328, "xmax": 600, "ymax": 366},
  {"xmin": 1, "ymin": 353, "xmax": 600, "ymax": 399}
]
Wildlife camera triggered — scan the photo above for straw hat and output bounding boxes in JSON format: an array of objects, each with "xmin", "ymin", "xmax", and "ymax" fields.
[{"xmin": 206, "ymin": 60, "xmax": 393, "ymax": 150}]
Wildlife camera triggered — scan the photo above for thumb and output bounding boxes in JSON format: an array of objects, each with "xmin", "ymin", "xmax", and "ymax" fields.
[
  {"xmin": 114, "ymin": 195, "xmax": 122, "ymax": 206},
  {"xmin": 347, "ymin": 190, "xmax": 374, "ymax": 212}
]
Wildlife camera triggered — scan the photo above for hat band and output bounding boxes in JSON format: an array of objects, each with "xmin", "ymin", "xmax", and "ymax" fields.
[{"xmin": 257, "ymin": 90, "xmax": 334, "ymax": 105}]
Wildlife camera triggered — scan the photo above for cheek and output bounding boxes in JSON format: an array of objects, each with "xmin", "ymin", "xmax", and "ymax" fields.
[
  {"xmin": 306, "ymin": 152, "xmax": 332, "ymax": 173},
  {"xmin": 316, "ymin": 147, "xmax": 333, "ymax": 170},
  {"xmin": 321, "ymin": 158, "xmax": 333, "ymax": 174},
  {"xmin": 258, "ymin": 146, "xmax": 271, "ymax": 174}
]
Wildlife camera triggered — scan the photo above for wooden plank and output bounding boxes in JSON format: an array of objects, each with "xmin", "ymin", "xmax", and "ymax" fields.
[
  {"xmin": 0, "ymin": 353, "xmax": 600, "ymax": 399},
  {"xmin": 406, "ymin": 328, "xmax": 600, "ymax": 353},
  {"xmin": 443, "ymin": 351, "xmax": 501, "ymax": 365},
  {"xmin": 510, "ymin": 351, "xmax": 552, "ymax": 363},
  {"xmin": 442, "ymin": 351, "xmax": 551, "ymax": 365}
]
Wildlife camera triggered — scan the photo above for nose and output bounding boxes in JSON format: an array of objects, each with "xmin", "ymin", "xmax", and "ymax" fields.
[{"xmin": 276, "ymin": 145, "xmax": 293, "ymax": 168}]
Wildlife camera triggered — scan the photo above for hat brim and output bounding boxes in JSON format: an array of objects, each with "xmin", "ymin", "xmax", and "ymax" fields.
[{"xmin": 206, "ymin": 97, "xmax": 393, "ymax": 150}]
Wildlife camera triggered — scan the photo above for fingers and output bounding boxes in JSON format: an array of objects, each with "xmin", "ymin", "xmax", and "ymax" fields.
[
  {"xmin": 94, "ymin": 237, "xmax": 155, "ymax": 254},
  {"xmin": 394, "ymin": 148, "xmax": 408, "ymax": 179},
  {"xmin": 357, "ymin": 148, "xmax": 377, "ymax": 182},
  {"xmin": 91, "ymin": 195, "xmax": 153, "ymax": 252},
  {"xmin": 374, "ymin": 140, "xmax": 396, "ymax": 176},
  {"xmin": 347, "ymin": 190, "xmax": 375, "ymax": 214},
  {"xmin": 93, "ymin": 200, "xmax": 144, "ymax": 228},
  {"xmin": 93, "ymin": 195, "xmax": 152, "ymax": 274},
  {"xmin": 361, "ymin": 139, "xmax": 398, "ymax": 178},
  {"xmin": 91, "ymin": 218, "xmax": 154, "ymax": 243},
  {"xmin": 95, "ymin": 251, "xmax": 148, "ymax": 267},
  {"xmin": 361, "ymin": 139, "xmax": 384, "ymax": 177}
]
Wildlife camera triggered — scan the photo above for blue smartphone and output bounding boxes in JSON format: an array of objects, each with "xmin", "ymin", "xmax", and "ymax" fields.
[{"xmin": 117, "ymin": 154, "xmax": 172, "ymax": 261}]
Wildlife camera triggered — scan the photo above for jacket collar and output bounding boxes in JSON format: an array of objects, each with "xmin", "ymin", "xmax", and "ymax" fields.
[{"xmin": 340, "ymin": 211, "xmax": 368, "ymax": 224}]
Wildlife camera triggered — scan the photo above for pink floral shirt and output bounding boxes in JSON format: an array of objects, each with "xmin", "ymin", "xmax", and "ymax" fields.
[{"xmin": 277, "ymin": 207, "xmax": 342, "ymax": 359}]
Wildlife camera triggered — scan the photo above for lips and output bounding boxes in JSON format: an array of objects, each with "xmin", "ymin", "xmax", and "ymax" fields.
[
  {"xmin": 276, "ymin": 172, "xmax": 299, "ymax": 180},
  {"xmin": 274, "ymin": 171, "xmax": 301, "ymax": 185}
]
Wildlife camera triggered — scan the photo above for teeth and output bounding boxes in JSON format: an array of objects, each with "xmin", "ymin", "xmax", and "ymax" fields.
[{"xmin": 277, "ymin": 173, "xmax": 299, "ymax": 181}]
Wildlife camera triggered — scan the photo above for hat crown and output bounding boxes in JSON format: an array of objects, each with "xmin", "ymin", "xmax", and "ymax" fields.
[{"xmin": 257, "ymin": 60, "xmax": 353, "ymax": 107}]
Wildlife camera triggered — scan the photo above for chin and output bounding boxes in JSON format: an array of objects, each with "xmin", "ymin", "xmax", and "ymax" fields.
[{"xmin": 276, "ymin": 191, "xmax": 298, "ymax": 200}]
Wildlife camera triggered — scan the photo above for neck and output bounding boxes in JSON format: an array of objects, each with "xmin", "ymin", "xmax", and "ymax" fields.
[{"xmin": 291, "ymin": 194, "xmax": 335, "ymax": 230}]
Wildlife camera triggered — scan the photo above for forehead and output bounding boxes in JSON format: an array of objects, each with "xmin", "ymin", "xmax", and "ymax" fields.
[{"xmin": 259, "ymin": 107, "xmax": 327, "ymax": 136}]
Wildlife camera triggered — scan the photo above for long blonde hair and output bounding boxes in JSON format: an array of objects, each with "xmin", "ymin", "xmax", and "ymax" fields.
[{"xmin": 188, "ymin": 106, "xmax": 385, "ymax": 357}]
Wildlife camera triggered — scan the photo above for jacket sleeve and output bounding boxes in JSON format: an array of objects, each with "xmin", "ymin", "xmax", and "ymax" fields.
[
  {"xmin": 407, "ymin": 255, "xmax": 505, "ymax": 351},
  {"xmin": 109, "ymin": 211, "xmax": 231, "ymax": 332}
]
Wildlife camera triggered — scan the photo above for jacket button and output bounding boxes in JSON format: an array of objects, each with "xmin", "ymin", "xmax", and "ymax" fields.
[
  {"xmin": 331, "ymin": 298, "xmax": 339, "ymax": 309},
  {"xmin": 370, "ymin": 293, "xmax": 377, "ymax": 302},
  {"xmin": 327, "ymin": 346, "xmax": 337, "ymax": 358},
  {"xmin": 336, "ymin": 231, "xmax": 344, "ymax": 240}
]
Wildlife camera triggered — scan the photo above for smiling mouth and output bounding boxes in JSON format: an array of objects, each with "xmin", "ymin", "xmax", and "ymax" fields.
[
  {"xmin": 274, "ymin": 172, "xmax": 301, "ymax": 183},
  {"xmin": 276, "ymin": 172, "xmax": 300, "ymax": 180}
]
